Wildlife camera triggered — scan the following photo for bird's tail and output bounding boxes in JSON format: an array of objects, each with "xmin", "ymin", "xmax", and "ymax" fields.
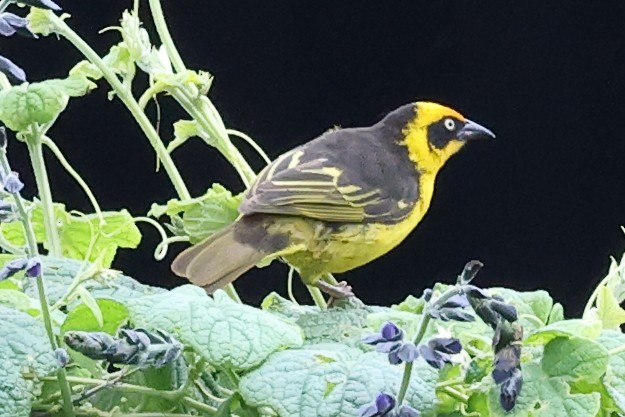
[{"xmin": 171, "ymin": 221, "xmax": 267, "ymax": 293}]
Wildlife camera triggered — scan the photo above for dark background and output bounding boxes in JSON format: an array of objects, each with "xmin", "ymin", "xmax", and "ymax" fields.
[{"xmin": 4, "ymin": 1, "xmax": 625, "ymax": 316}]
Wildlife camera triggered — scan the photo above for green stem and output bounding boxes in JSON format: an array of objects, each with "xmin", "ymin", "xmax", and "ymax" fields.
[
  {"xmin": 147, "ymin": 0, "xmax": 186, "ymax": 73},
  {"xmin": 307, "ymin": 285, "xmax": 327, "ymax": 309},
  {"xmin": 170, "ymin": 88, "xmax": 256, "ymax": 186},
  {"xmin": 583, "ymin": 261, "xmax": 625, "ymax": 317},
  {"xmin": 26, "ymin": 137, "xmax": 62, "ymax": 255},
  {"xmin": 49, "ymin": 14, "xmax": 192, "ymax": 201},
  {"xmin": 397, "ymin": 286, "xmax": 463, "ymax": 405},
  {"xmin": 608, "ymin": 344, "xmax": 625, "ymax": 357},
  {"xmin": 396, "ymin": 315, "xmax": 431, "ymax": 405},
  {"xmin": 148, "ymin": 0, "xmax": 256, "ymax": 187},
  {"xmin": 0, "ymin": 0, "xmax": 11, "ymax": 13},
  {"xmin": 0, "ymin": 145, "xmax": 76, "ymax": 417},
  {"xmin": 441, "ymin": 386, "xmax": 469, "ymax": 403},
  {"xmin": 180, "ymin": 396, "xmax": 218, "ymax": 413},
  {"xmin": 42, "ymin": 136, "xmax": 104, "ymax": 223}
]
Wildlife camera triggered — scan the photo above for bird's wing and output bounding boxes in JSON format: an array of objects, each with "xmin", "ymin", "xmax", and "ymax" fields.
[{"xmin": 240, "ymin": 128, "xmax": 420, "ymax": 224}]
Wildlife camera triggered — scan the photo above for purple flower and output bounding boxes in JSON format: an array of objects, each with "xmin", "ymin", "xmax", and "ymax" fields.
[
  {"xmin": 358, "ymin": 393, "xmax": 395, "ymax": 417},
  {"xmin": 13, "ymin": 0, "xmax": 61, "ymax": 11},
  {"xmin": 396, "ymin": 405, "xmax": 420, "ymax": 417},
  {"xmin": 54, "ymin": 348, "xmax": 70, "ymax": 367},
  {"xmin": 358, "ymin": 393, "xmax": 420, "ymax": 417},
  {"xmin": 0, "ymin": 55, "xmax": 26, "ymax": 83},
  {"xmin": 363, "ymin": 322, "xmax": 419, "ymax": 365},
  {"xmin": 500, "ymin": 368, "xmax": 523, "ymax": 411},
  {"xmin": 25, "ymin": 257, "xmax": 41, "ymax": 278},
  {"xmin": 3, "ymin": 172, "xmax": 23, "ymax": 193},
  {"xmin": 0, "ymin": 13, "xmax": 36, "ymax": 38},
  {"xmin": 418, "ymin": 337, "xmax": 462, "ymax": 370},
  {"xmin": 363, "ymin": 322, "xmax": 403, "ymax": 345},
  {"xmin": 0, "ymin": 258, "xmax": 27, "ymax": 280}
]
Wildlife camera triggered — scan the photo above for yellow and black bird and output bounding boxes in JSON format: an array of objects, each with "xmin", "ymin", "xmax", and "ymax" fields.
[{"xmin": 172, "ymin": 101, "xmax": 494, "ymax": 296}]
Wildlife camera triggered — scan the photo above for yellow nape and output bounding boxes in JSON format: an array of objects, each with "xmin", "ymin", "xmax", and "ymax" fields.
[{"xmin": 401, "ymin": 102, "xmax": 467, "ymax": 173}]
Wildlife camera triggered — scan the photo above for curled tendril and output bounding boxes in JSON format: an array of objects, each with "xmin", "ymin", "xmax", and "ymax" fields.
[{"xmin": 132, "ymin": 216, "xmax": 185, "ymax": 260}]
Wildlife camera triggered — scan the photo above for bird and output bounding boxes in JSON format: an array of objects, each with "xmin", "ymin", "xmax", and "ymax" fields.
[{"xmin": 172, "ymin": 101, "xmax": 495, "ymax": 297}]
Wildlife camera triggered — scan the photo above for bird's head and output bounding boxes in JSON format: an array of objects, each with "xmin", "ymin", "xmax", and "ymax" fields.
[{"xmin": 401, "ymin": 101, "xmax": 495, "ymax": 173}]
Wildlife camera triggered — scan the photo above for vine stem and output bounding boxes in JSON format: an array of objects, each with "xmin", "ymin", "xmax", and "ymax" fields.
[
  {"xmin": 147, "ymin": 0, "xmax": 256, "ymax": 187},
  {"xmin": 0, "ymin": 0, "xmax": 10, "ymax": 13},
  {"xmin": 396, "ymin": 286, "xmax": 465, "ymax": 406},
  {"xmin": 583, "ymin": 259, "xmax": 625, "ymax": 317},
  {"xmin": 609, "ymin": 343, "xmax": 625, "ymax": 357},
  {"xmin": 48, "ymin": 13, "xmax": 192, "ymax": 201},
  {"xmin": 42, "ymin": 136, "xmax": 104, "ymax": 223},
  {"xmin": 147, "ymin": 0, "xmax": 186, "ymax": 73},
  {"xmin": 0, "ymin": 141, "xmax": 76, "ymax": 417},
  {"xmin": 26, "ymin": 135, "xmax": 62, "ymax": 255}
]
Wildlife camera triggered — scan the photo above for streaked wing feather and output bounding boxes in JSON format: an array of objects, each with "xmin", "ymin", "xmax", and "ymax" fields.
[{"xmin": 240, "ymin": 126, "xmax": 419, "ymax": 224}]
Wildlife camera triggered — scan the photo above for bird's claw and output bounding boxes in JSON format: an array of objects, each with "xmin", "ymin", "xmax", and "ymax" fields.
[{"xmin": 316, "ymin": 280, "xmax": 354, "ymax": 307}]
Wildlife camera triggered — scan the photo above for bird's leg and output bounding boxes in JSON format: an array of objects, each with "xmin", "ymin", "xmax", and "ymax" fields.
[{"xmin": 316, "ymin": 273, "xmax": 354, "ymax": 306}]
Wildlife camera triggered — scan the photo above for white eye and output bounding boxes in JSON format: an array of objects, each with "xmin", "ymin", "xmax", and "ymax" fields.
[{"xmin": 444, "ymin": 118, "xmax": 456, "ymax": 131}]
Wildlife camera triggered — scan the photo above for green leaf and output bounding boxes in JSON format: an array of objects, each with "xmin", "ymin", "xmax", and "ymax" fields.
[
  {"xmin": 489, "ymin": 287, "xmax": 554, "ymax": 330},
  {"xmin": 75, "ymin": 286, "xmax": 104, "ymax": 327},
  {"xmin": 0, "ymin": 306, "xmax": 59, "ymax": 417},
  {"xmin": 167, "ymin": 119, "xmax": 201, "ymax": 154},
  {"xmin": 26, "ymin": 8, "xmax": 56, "ymax": 36},
  {"xmin": 151, "ymin": 183, "xmax": 242, "ymax": 243},
  {"xmin": 262, "ymin": 292, "xmax": 369, "ymax": 345},
  {"xmin": 541, "ymin": 336, "xmax": 609, "ymax": 382},
  {"xmin": 392, "ymin": 294, "xmax": 426, "ymax": 314},
  {"xmin": 595, "ymin": 285, "xmax": 625, "ymax": 329},
  {"xmin": 0, "ymin": 76, "xmax": 95, "ymax": 132},
  {"xmin": 1, "ymin": 202, "xmax": 141, "ymax": 267},
  {"xmin": 525, "ymin": 318, "xmax": 602, "ymax": 345},
  {"xmin": 61, "ymin": 298, "xmax": 129, "ymax": 335},
  {"xmin": 0, "ymin": 289, "xmax": 32, "ymax": 312},
  {"xmin": 596, "ymin": 330, "xmax": 625, "ymax": 413},
  {"xmin": 22, "ymin": 257, "xmax": 164, "ymax": 305},
  {"xmin": 488, "ymin": 363, "xmax": 600, "ymax": 417},
  {"xmin": 546, "ymin": 302, "xmax": 564, "ymax": 324},
  {"xmin": 127, "ymin": 286, "xmax": 304, "ymax": 371},
  {"xmin": 239, "ymin": 343, "xmax": 438, "ymax": 417}
]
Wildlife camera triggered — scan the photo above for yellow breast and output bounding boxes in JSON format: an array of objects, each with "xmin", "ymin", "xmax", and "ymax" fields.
[{"xmin": 278, "ymin": 171, "xmax": 437, "ymax": 283}]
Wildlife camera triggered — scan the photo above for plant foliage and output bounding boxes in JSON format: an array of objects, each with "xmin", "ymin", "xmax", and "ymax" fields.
[{"xmin": 0, "ymin": 2, "xmax": 622, "ymax": 417}]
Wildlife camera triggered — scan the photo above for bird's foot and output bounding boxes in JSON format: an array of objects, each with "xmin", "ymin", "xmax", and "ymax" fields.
[{"xmin": 316, "ymin": 280, "xmax": 354, "ymax": 307}]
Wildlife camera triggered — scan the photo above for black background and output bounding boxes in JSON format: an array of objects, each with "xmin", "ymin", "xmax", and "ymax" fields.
[{"xmin": 4, "ymin": 1, "xmax": 625, "ymax": 316}]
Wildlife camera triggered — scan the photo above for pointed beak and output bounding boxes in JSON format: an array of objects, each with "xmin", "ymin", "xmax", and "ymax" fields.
[{"xmin": 458, "ymin": 119, "xmax": 496, "ymax": 141}]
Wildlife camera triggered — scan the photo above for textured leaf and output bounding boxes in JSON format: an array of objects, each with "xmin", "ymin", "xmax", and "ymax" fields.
[
  {"xmin": 21, "ymin": 257, "xmax": 164, "ymax": 305},
  {"xmin": 239, "ymin": 343, "xmax": 438, "ymax": 417},
  {"xmin": 0, "ymin": 288, "xmax": 32, "ymax": 311},
  {"xmin": 151, "ymin": 183, "xmax": 242, "ymax": 243},
  {"xmin": 1, "ymin": 202, "xmax": 141, "ymax": 267},
  {"xmin": 0, "ymin": 76, "xmax": 95, "ymax": 131},
  {"xmin": 0, "ymin": 306, "xmax": 59, "ymax": 417},
  {"xmin": 127, "ymin": 286, "xmax": 303, "ymax": 371},
  {"xmin": 262, "ymin": 292, "xmax": 369, "ymax": 345},
  {"xmin": 525, "ymin": 318, "xmax": 602, "ymax": 345},
  {"xmin": 61, "ymin": 298, "xmax": 129, "ymax": 335},
  {"xmin": 596, "ymin": 330, "xmax": 625, "ymax": 413},
  {"xmin": 488, "ymin": 363, "xmax": 600, "ymax": 417},
  {"xmin": 541, "ymin": 336, "xmax": 608, "ymax": 382}
]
